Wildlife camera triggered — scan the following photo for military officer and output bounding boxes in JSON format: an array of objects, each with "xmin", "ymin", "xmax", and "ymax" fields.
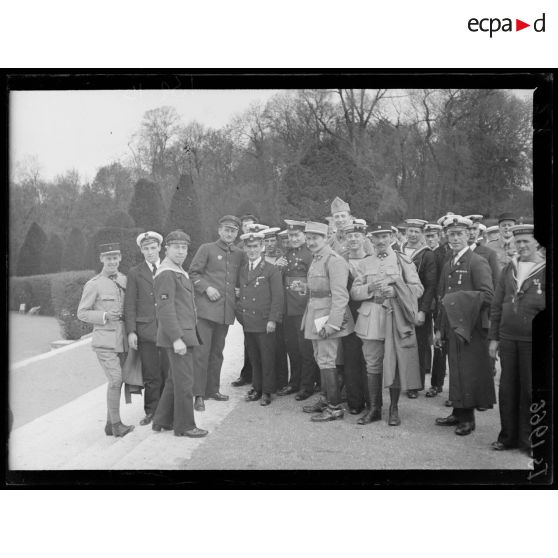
[
  {"xmin": 124, "ymin": 230, "xmax": 169, "ymax": 426},
  {"xmin": 328, "ymin": 196, "xmax": 374, "ymax": 256},
  {"xmin": 485, "ymin": 225, "xmax": 500, "ymax": 243},
  {"xmin": 350, "ymin": 223, "xmax": 423, "ymax": 426},
  {"xmin": 434, "ymin": 216, "xmax": 495, "ymax": 436},
  {"xmin": 489, "ymin": 224, "xmax": 545, "ymax": 456},
  {"xmin": 262, "ymin": 227, "xmax": 283, "ymax": 263},
  {"xmin": 488, "ymin": 212, "xmax": 518, "ymax": 270},
  {"xmin": 152, "ymin": 230, "xmax": 207, "ymax": 438},
  {"xmin": 77, "ymin": 243, "xmax": 134, "ymax": 437},
  {"xmin": 423, "ymin": 223, "xmax": 451, "ymax": 398},
  {"xmin": 301, "ymin": 221, "xmax": 355, "ymax": 422},
  {"xmin": 466, "ymin": 215, "xmax": 500, "ymax": 288},
  {"xmin": 401, "ymin": 219, "xmax": 438, "ymax": 398},
  {"xmin": 236, "ymin": 231, "xmax": 284, "ymax": 405},
  {"xmin": 276, "ymin": 219, "xmax": 320, "ymax": 400},
  {"xmin": 340, "ymin": 219, "xmax": 369, "ymax": 414},
  {"xmin": 189, "ymin": 215, "xmax": 245, "ymax": 410}
]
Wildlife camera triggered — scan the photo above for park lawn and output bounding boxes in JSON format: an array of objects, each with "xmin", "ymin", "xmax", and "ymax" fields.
[{"xmin": 9, "ymin": 312, "xmax": 62, "ymax": 363}]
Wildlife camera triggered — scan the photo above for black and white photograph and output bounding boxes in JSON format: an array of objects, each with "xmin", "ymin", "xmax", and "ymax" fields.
[{"xmin": 5, "ymin": 73, "xmax": 553, "ymax": 483}]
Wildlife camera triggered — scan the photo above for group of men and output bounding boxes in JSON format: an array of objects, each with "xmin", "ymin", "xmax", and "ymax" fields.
[{"xmin": 78, "ymin": 196, "xmax": 545, "ymax": 458}]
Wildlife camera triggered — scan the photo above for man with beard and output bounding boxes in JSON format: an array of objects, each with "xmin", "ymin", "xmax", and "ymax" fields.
[
  {"xmin": 276, "ymin": 220, "xmax": 319, "ymax": 400},
  {"xmin": 434, "ymin": 216, "xmax": 495, "ymax": 436},
  {"xmin": 189, "ymin": 215, "xmax": 245, "ymax": 410},
  {"xmin": 489, "ymin": 224, "xmax": 545, "ymax": 456},
  {"xmin": 400, "ymin": 219, "xmax": 438, "ymax": 399},
  {"xmin": 152, "ymin": 230, "xmax": 207, "ymax": 438},
  {"xmin": 351, "ymin": 223, "xmax": 423, "ymax": 426},
  {"xmin": 301, "ymin": 221, "xmax": 355, "ymax": 422}
]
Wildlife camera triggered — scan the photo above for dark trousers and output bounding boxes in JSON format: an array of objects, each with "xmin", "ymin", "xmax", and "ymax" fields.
[
  {"xmin": 342, "ymin": 332, "xmax": 368, "ymax": 410},
  {"xmin": 244, "ymin": 331, "xmax": 276, "ymax": 394},
  {"xmin": 431, "ymin": 344, "xmax": 447, "ymax": 389},
  {"xmin": 283, "ymin": 314, "xmax": 319, "ymax": 392},
  {"xmin": 239, "ymin": 347, "xmax": 253, "ymax": 382},
  {"xmin": 193, "ymin": 318, "xmax": 229, "ymax": 397},
  {"xmin": 274, "ymin": 322, "xmax": 289, "ymax": 391},
  {"xmin": 138, "ymin": 340, "xmax": 169, "ymax": 415},
  {"xmin": 498, "ymin": 339, "xmax": 532, "ymax": 451},
  {"xmin": 153, "ymin": 348, "xmax": 196, "ymax": 435},
  {"xmin": 415, "ymin": 312, "xmax": 433, "ymax": 389},
  {"xmin": 452, "ymin": 407, "xmax": 475, "ymax": 423}
]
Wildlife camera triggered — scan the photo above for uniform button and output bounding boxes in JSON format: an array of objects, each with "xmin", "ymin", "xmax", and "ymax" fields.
[
  {"xmin": 242, "ymin": 297, "xmax": 245, "ymax": 300},
  {"xmin": 253, "ymin": 298, "xmax": 256, "ymax": 301}
]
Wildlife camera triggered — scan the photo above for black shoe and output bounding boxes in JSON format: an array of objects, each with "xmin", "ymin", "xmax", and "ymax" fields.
[
  {"xmin": 175, "ymin": 427, "xmax": 208, "ymax": 438},
  {"xmin": 455, "ymin": 421, "xmax": 475, "ymax": 436},
  {"xmin": 388, "ymin": 406, "xmax": 401, "ymax": 426},
  {"xmin": 194, "ymin": 396, "xmax": 205, "ymax": 412},
  {"xmin": 140, "ymin": 413, "xmax": 154, "ymax": 426},
  {"xmin": 349, "ymin": 407, "xmax": 364, "ymax": 415},
  {"xmin": 207, "ymin": 392, "xmax": 229, "ymax": 401},
  {"xmin": 260, "ymin": 394, "xmax": 271, "ymax": 406},
  {"xmin": 232, "ymin": 377, "xmax": 250, "ymax": 387},
  {"xmin": 295, "ymin": 390, "xmax": 313, "ymax": 401},
  {"xmin": 111, "ymin": 422, "xmax": 135, "ymax": 437},
  {"xmin": 104, "ymin": 421, "xmax": 113, "ymax": 436},
  {"xmin": 303, "ymin": 398, "xmax": 327, "ymax": 413},
  {"xmin": 357, "ymin": 408, "xmax": 382, "ymax": 424},
  {"xmin": 245, "ymin": 391, "xmax": 262, "ymax": 402},
  {"xmin": 277, "ymin": 385, "xmax": 297, "ymax": 396},
  {"xmin": 311, "ymin": 404, "xmax": 344, "ymax": 422},
  {"xmin": 435, "ymin": 414, "xmax": 459, "ymax": 426},
  {"xmin": 152, "ymin": 424, "xmax": 173, "ymax": 432},
  {"xmin": 425, "ymin": 387, "xmax": 442, "ymax": 398},
  {"xmin": 445, "ymin": 399, "xmax": 453, "ymax": 407},
  {"xmin": 491, "ymin": 441, "xmax": 516, "ymax": 451},
  {"xmin": 407, "ymin": 390, "xmax": 418, "ymax": 399}
]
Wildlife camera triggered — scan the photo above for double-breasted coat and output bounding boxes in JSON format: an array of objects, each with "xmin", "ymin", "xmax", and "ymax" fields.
[
  {"xmin": 124, "ymin": 261, "xmax": 158, "ymax": 343},
  {"xmin": 78, "ymin": 272, "xmax": 127, "ymax": 352},
  {"xmin": 189, "ymin": 239, "xmax": 246, "ymax": 325},
  {"xmin": 436, "ymin": 248, "xmax": 495, "ymax": 409},
  {"xmin": 282, "ymin": 245, "xmax": 313, "ymax": 317},
  {"xmin": 236, "ymin": 259, "xmax": 284, "ymax": 333}
]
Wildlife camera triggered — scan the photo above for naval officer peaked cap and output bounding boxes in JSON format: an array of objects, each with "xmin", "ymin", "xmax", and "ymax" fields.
[
  {"xmin": 443, "ymin": 215, "xmax": 473, "ymax": 230},
  {"xmin": 247, "ymin": 223, "xmax": 270, "ymax": 233},
  {"xmin": 136, "ymin": 230, "xmax": 163, "ymax": 247},
  {"xmin": 284, "ymin": 219, "xmax": 306, "ymax": 231},
  {"xmin": 165, "ymin": 230, "xmax": 191, "ymax": 245},
  {"xmin": 404, "ymin": 219, "xmax": 428, "ymax": 229},
  {"xmin": 330, "ymin": 196, "xmax": 350, "ymax": 214},
  {"xmin": 99, "ymin": 243, "xmax": 121, "ymax": 255},
  {"xmin": 240, "ymin": 231, "xmax": 265, "ymax": 242},
  {"xmin": 436, "ymin": 211, "xmax": 455, "ymax": 226},
  {"xmin": 277, "ymin": 230, "xmax": 289, "ymax": 238},
  {"xmin": 305, "ymin": 221, "xmax": 329, "ymax": 236},
  {"xmin": 369, "ymin": 222, "xmax": 394, "ymax": 235},
  {"xmin": 343, "ymin": 219, "xmax": 367, "ymax": 233},
  {"xmin": 219, "ymin": 215, "xmax": 241, "ymax": 229},
  {"xmin": 511, "ymin": 224, "xmax": 534, "ymax": 237},
  {"xmin": 424, "ymin": 223, "xmax": 443, "ymax": 233},
  {"xmin": 262, "ymin": 227, "xmax": 281, "ymax": 238}
]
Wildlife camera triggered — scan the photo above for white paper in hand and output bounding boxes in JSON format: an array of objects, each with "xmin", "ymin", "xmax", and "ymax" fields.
[{"xmin": 314, "ymin": 315, "xmax": 329, "ymax": 332}]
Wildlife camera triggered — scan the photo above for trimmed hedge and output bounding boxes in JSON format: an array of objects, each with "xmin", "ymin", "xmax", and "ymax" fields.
[
  {"xmin": 9, "ymin": 273, "xmax": 55, "ymax": 315},
  {"xmin": 51, "ymin": 270, "xmax": 96, "ymax": 340}
]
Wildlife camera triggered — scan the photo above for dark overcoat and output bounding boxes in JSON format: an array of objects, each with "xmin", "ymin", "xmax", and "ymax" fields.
[
  {"xmin": 189, "ymin": 239, "xmax": 246, "ymax": 325},
  {"xmin": 236, "ymin": 259, "xmax": 284, "ymax": 332},
  {"xmin": 472, "ymin": 244, "xmax": 501, "ymax": 293},
  {"xmin": 282, "ymin": 245, "xmax": 313, "ymax": 316},
  {"xmin": 436, "ymin": 249, "xmax": 495, "ymax": 409},
  {"xmin": 154, "ymin": 262, "xmax": 200, "ymax": 348},
  {"xmin": 124, "ymin": 260, "xmax": 158, "ymax": 343}
]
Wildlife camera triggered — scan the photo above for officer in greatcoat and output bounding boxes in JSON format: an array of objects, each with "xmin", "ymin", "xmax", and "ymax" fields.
[
  {"xmin": 124, "ymin": 231, "xmax": 169, "ymax": 426},
  {"xmin": 152, "ymin": 230, "xmax": 207, "ymax": 438},
  {"xmin": 275, "ymin": 220, "xmax": 320, "ymax": 400},
  {"xmin": 189, "ymin": 215, "xmax": 245, "ymax": 410},
  {"xmin": 236, "ymin": 231, "xmax": 284, "ymax": 405},
  {"xmin": 77, "ymin": 243, "xmax": 134, "ymax": 437},
  {"xmin": 301, "ymin": 221, "xmax": 355, "ymax": 422},
  {"xmin": 489, "ymin": 224, "xmax": 545, "ymax": 456},
  {"xmin": 400, "ymin": 219, "xmax": 438, "ymax": 398},
  {"xmin": 434, "ymin": 216, "xmax": 496, "ymax": 436}
]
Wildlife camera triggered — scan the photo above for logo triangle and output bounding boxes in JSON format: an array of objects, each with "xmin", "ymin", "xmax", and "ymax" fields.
[{"xmin": 516, "ymin": 19, "xmax": 530, "ymax": 31}]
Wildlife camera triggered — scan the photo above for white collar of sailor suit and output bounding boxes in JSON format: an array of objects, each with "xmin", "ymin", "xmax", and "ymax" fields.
[{"xmin": 154, "ymin": 256, "xmax": 190, "ymax": 279}]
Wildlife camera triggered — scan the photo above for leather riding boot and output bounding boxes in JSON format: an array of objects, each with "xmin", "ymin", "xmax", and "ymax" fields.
[
  {"xmin": 319, "ymin": 369, "xmax": 327, "ymax": 397},
  {"xmin": 111, "ymin": 422, "xmax": 135, "ymax": 437},
  {"xmin": 358, "ymin": 375, "xmax": 382, "ymax": 425},
  {"xmin": 324, "ymin": 368, "xmax": 341, "ymax": 406},
  {"xmin": 388, "ymin": 388, "xmax": 401, "ymax": 426}
]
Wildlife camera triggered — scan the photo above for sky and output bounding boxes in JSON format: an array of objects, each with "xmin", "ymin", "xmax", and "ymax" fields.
[{"xmin": 10, "ymin": 88, "xmax": 534, "ymax": 183}]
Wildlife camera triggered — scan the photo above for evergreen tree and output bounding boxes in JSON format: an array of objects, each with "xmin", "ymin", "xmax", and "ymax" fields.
[
  {"xmin": 128, "ymin": 178, "xmax": 165, "ymax": 232},
  {"xmin": 16, "ymin": 221, "xmax": 48, "ymax": 276},
  {"xmin": 104, "ymin": 210, "xmax": 135, "ymax": 229},
  {"xmin": 41, "ymin": 233, "xmax": 63, "ymax": 274},
  {"xmin": 62, "ymin": 227, "xmax": 86, "ymax": 271},
  {"xmin": 165, "ymin": 174, "xmax": 204, "ymax": 257}
]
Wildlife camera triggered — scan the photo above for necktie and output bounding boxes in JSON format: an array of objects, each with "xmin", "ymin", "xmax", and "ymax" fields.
[
  {"xmin": 250, "ymin": 262, "xmax": 254, "ymax": 272},
  {"xmin": 151, "ymin": 263, "xmax": 157, "ymax": 276}
]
